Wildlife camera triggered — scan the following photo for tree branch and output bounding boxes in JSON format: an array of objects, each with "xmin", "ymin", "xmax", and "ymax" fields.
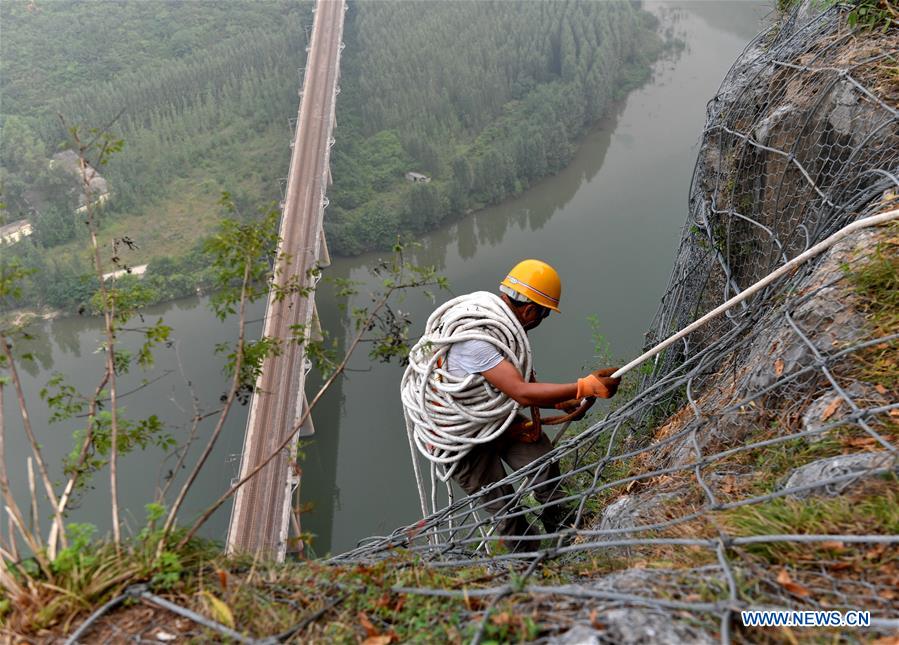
[
  {"xmin": 70, "ymin": 123, "xmax": 123, "ymax": 552},
  {"xmin": 0, "ymin": 378, "xmax": 49, "ymax": 573},
  {"xmin": 156, "ymin": 341, "xmax": 205, "ymax": 502},
  {"xmin": 0, "ymin": 335, "xmax": 67, "ymax": 556},
  {"xmin": 48, "ymin": 370, "xmax": 109, "ymax": 553},
  {"xmin": 176, "ymin": 288, "xmax": 396, "ymax": 549}
]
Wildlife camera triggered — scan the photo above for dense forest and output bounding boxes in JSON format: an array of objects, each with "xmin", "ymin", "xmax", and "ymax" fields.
[
  {"xmin": 328, "ymin": 1, "xmax": 662, "ymax": 253},
  {"xmin": 1, "ymin": 0, "xmax": 662, "ymax": 312}
]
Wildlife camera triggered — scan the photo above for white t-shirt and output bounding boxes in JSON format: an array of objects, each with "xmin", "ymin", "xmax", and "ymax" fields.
[{"xmin": 445, "ymin": 339, "xmax": 504, "ymax": 378}]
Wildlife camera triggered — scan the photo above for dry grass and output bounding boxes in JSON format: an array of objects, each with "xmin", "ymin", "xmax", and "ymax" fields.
[{"xmin": 7, "ymin": 551, "xmax": 543, "ymax": 643}]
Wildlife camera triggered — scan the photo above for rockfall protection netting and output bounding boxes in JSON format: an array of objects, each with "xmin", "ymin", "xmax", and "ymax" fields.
[
  {"xmin": 329, "ymin": 4, "xmax": 899, "ymax": 640},
  {"xmin": 62, "ymin": 4, "xmax": 898, "ymax": 643}
]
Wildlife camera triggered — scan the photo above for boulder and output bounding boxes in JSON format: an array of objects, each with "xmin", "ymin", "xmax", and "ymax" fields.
[
  {"xmin": 782, "ymin": 452, "xmax": 896, "ymax": 497},
  {"xmin": 549, "ymin": 609, "xmax": 714, "ymax": 644}
]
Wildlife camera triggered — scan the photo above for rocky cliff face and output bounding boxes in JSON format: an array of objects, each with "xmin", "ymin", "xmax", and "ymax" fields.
[{"xmin": 559, "ymin": 3, "xmax": 899, "ymax": 641}]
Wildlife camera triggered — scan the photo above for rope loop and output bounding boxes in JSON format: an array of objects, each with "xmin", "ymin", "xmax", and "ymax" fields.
[{"xmin": 402, "ymin": 291, "xmax": 531, "ymax": 494}]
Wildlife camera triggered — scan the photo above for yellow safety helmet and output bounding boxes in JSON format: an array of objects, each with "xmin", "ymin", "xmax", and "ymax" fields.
[{"xmin": 500, "ymin": 259, "xmax": 562, "ymax": 313}]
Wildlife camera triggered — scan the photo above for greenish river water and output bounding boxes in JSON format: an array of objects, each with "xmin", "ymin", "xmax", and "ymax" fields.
[{"xmin": 3, "ymin": 2, "xmax": 768, "ymax": 556}]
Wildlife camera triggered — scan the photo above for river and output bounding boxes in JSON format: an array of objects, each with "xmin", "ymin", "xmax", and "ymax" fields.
[{"xmin": 2, "ymin": 1, "xmax": 768, "ymax": 556}]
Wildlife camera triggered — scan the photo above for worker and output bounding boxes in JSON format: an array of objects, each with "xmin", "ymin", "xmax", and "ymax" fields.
[{"xmin": 436, "ymin": 259, "xmax": 621, "ymax": 551}]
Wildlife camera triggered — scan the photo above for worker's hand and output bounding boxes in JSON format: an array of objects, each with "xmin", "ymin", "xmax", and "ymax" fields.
[
  {"xmin": 554, "ymin": 398, "xmax": 582, "ymax": 412},
  {"xmin": 591, "ymin": 367, "xmax": 621, "ymax": 397},
  {"xmin": 555, "ymin": 397, "xmax": 590, "ymax": 420},
  {"xmin": 576, "ymin": 371, "xmax": 621, "ymax": 399}
]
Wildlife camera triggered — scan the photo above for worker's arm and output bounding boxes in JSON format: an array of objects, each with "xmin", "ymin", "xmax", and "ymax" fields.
[{"xmin": 480, "ymin": 360, "xmax": 620, "ymax": 407}]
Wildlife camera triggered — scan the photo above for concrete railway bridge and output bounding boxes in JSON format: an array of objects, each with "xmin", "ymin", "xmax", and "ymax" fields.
[{"xmin": 226, "ymin": 0, "xmax": 346, "ymax": 561}]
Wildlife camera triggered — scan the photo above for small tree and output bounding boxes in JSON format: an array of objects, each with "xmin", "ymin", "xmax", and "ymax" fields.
[{"xmin": 0, "ymin": 121, "xmax": 448, "ymax": 631}]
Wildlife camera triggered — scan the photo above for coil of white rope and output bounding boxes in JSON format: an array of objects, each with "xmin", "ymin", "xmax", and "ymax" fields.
[{"xmin": 401, "ymin": 291, "xmax": 531, "ymax": 514}]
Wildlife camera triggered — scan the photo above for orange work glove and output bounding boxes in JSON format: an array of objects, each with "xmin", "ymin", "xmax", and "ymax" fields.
[{"xmin": 576, "ymin": 368, "xmax": 621, "ymax": 399}]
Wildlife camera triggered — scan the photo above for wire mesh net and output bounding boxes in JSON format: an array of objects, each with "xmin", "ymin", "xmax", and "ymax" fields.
[{"xmin": 328, "ymin": 4, "xmax": 899, "ymax": 638}]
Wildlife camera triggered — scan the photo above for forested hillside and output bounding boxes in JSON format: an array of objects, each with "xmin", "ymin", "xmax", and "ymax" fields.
[
  {"xmin": 2, "ymin": 0, "xmax": 309, "ymax": 216},
  {"xmin": 327, "ymin": 1, "xmax": 662, "ymax": 253},
  {"xmin": 1, "ymin": 0, "xmax": 311, "ymax": 310},
  {"xmin": 1, "ymin": 0, "xmax": 662, "ymax": 312},
  {"xmin": 1, "ymin": 1, "xmax": 306, "ymax": 115}
]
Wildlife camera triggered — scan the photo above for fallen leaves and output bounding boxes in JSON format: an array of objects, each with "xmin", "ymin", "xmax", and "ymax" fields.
[
  {"xmin": 462, "ymin": 588, "xmax": 483, "ymax": 611},
  {"xmin": 359, "ymin": 611, "xmax": 395, "ymax": 645},
  {"xmin": 588, "ymin": 609, "xmax": 606, "ymax": 630},
  {"xmin": 491, "ymin": 612, "xmax": 513, "ymax": 626},
  {"xmin": 842, "ymin": 435, "xmax": 879, "ymax": 450},
  {"xmin": 828, "ymin": 560, "xmax": 856, "ymax": 572},
  {"xmin": 774, "ymin": 358, "xmax": 785, "ymax": 377},
  {"xmin": 405, "ymin": 519, "xmax": 427, "ymax": 541},
  {"xmin": 865, "ymin": 543, "xmax": 888, "ymax": 560},
  {"xmin": 820, "ymin": 397, "xmax": 842, "ymax": 421},
  {"xmin": 200, "ymin": 590, "xmax": 235, "ymax": 629},
  {"xmin": 362, "ymin": 637, "xmax": 393, "ymax": 645},
  {"xmin": 359, "ymin": 611, "xmax": 378, "ymax": 638},
  {"xmin": 718, "ymin": 474, "xmax": 746, "ymax": 497},
  {"xmin": 872, "ymin": 636, "xmax": 899, "ymax": 645},
  {"xmin": 776, "ymin": 569, "xmax": 811, "ymax": 597}
]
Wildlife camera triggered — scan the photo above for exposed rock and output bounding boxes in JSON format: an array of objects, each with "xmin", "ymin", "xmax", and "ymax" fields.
[
  {"xmin": 549, "ymin": 609, "xmax": 715, "ymax": 645},
  {"xmin": 802, "ymin": 383, "xmax": 889, "ymax": 440},
  {"xmin": 828, "ymin": 81, "xmax": 858, "ymax": 136},
  {"xmin": 826, "ymin": 79, "xmax": 883, "ymax": 146},
  {"xmin": 740, "ymin": 231, "xmax": 871, "ymax": 394},
  {"xmin": 600, "ymin": 608, "xmax": 715, "ymax": 645},
  {"xmin": 588, "ymin": 568, "xmax": 665, "ymax": 594},
  {"xmin": 754, "ymin": 104, "xmax": 798, "ymax": 144},
  {"xmin": 667, "ymin": 439, "xmax": 693, "ymax": 468},
  {"xmin": 782, "ymin": 452, "xmax": 896, "ymax": 497},
  {"xmin": 549, "ymin": 624, "xmax": 602, "ymax": 645},
  {"xmin": 777, "ymin": 0, "xmax": 840, "ymax": 57},
  {"xmin": 793, "ymin": 0, "xmax": 824, "ymax": 31},
  {"xmin": 596, "ymin": 494, "xmax": 676, "ymax": 539},
  {"xmin": 597, "ymin": 496, "xmax": 639, "ymax": 534},
  {"xmin": 710, "ymin": 43, "xmax": 770, "ymax": 122}
]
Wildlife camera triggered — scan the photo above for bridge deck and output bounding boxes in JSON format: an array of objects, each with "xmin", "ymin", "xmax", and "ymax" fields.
[{"xmin": 226, "ymin": 0, "xmax": 345, "ymax": 560}]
